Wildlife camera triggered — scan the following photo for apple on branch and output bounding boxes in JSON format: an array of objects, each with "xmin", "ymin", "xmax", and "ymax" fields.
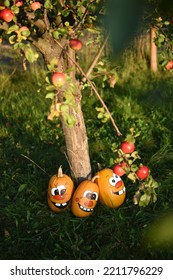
[
  {"xmin": 51, "ymin": 72, "xmax": 66, "ymax": 87},
  {"xmin": 121, "ymin": 141, "xmax": 135, "ymax": 154},
  {"xmin": 15, "ymin": 0, "xmax": 23, "ymax": 7},
  {"xmin": 165, "ymin": 61, "xmax": 173, "ymax": 70},
  {"xmin": 69, "ymin": 38, "xmax": 82, "ymax": 51},
  {"xmin": 113, "ymin": 162, "xmax": 127, "ymax": 177},
  {"xmin": 136, "ymin": 165, "xmax": 149, "ymax": 180},
  {"xmin": 0, "ymin": 8, "xmax": 14, "ymax": 22},
  {"xmin": 30, "ymin": 2, "xmax": 41, "ymax": 11}
]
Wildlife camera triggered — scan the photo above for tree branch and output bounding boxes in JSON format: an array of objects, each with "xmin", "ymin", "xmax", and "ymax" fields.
[
  {"xmin": 84, "ymin": 33, "xmax": 109, "ymax": 81},
  {"xmin": 55, "ymin": 39, "xmax": 122, "ymax": 137}
]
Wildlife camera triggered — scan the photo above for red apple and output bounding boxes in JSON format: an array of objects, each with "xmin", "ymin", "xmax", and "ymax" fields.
[
  {"xmin": 121, "ymin": 141, "xmax": 135, "ymax": 154},
  {"xmin": 51, "ymin": 72, "xmax": 66, "ymax": 87},
  {"xmin": 19, "ymin": 26, "xmax": 29, "ymax": 32},
  {"xmin": 165, "ymin": 61, "xmax": 173, "ymax": 70},
  {"xmin": 69, "ymin": 38, "xmax": 82, "ymax": 51},
  {"xmin": 113, "ymin": 162, "xmax": 127, "ymax": 177},
  {"xmin": 15, "ymin": 0, "xmax": 23, "ymax": 7},
  {"xmin": 30, "ymin": 1, "xmax": 41, "ymax": 11},
  {"xmin": 0, "ymin": 8, "xmax": 14, "ymax": 22},
  {"xmin": 136, "ymin": 165, "xmax": 149, "ymax": 180}
]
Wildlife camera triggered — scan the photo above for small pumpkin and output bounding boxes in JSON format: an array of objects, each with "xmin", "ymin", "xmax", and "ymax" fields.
[
  {"xmin": 47, "ymin": 166, "xmax": 74, "ymax": 212},
  {"xmin": 94, "ymin": 168, "xmax": 126, "ymax": 208},
  {"xmin": 71, "ymin": 176, "xmax": 99, "ymax": 218}
]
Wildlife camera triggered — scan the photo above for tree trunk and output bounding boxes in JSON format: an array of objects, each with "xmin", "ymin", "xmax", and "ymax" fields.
[
  {"xmin": 61, "ymin": 46, "xmax": 92, "ymax": 182},
  {"xmin": 60, "ymin": 95, "xmax": 92, "ymax": 182},
  {"xmin": 33, "ymin": 35, "xmax": 92, "ymax": 182},
  {"xmin": 150, "ymin": 27, "xmax": 158, "ymax": 72}
]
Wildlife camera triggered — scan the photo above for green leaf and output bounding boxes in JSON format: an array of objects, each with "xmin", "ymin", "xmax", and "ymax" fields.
[
  {"xmin": 24, "ymin": 47, "xmax": 39, "ymax": 63},
  {"xmin": 127, "ymin": 172, "xmax": 136, "ymax": 183},
  {"xmin": 46, "ymin": 85, "xmax": 55, "ymax": 91},
  {"xmin": 66, "ymin": 115, "xmax": 76, "ymax": 126},
  {"xmin": 26, "ymin": 210, "xmax": 30, "ymax": 222},
  {"xmin": 21, "ymin": 30, "xmax": 30, "ymax": 37},
  {"xmin": 18, "ymin": 184, "xmax": 27, "ymax": 193},
  {"xmin": 139, "ymin": 193, "xmax": 151, "ymax": 207},
  {"xmin": 11, "ymin": 6, "xmax": 19, "ymax": 14},
  {"xmin": 45, "ymin": 76, "xmax": 50, "ymax": 84},
  {"xmin": 47, "ymin": 57, "xmax": 58, "ymax": 71},
  {"xmin": 7, "ymin": 24, "xmax": 19, "ymax": 34},
  {"xmin": 97, "ymin": 112, "xmax": 104, "ymax": 119},
  {"xmin": 9, "ymin": 35, "xmax": 16, "ymax": 45},
  {"xmin": 44, "ymin": 0, "xmax": 52, "ymax": 9},
  {"xmin": 53, "ymin": 30, "xmax": 60, "ymax": 40},
  {"xmin": 4, "ymin": 0, "xmax": 10, "ymax": 7},
  {"xmin": 45, "ymin": 92, "xmax": 55, "ymax": 99}
]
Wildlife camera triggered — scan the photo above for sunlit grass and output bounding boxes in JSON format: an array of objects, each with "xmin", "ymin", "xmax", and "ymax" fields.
[{"xmin": 1, "ymin": 45, "xmax": 173, "ymax": 260}]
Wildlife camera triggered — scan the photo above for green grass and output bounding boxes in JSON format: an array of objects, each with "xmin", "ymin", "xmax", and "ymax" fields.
[{"xmin": 1, "ymin": 48, "xmax": 173, "ymax": 260}]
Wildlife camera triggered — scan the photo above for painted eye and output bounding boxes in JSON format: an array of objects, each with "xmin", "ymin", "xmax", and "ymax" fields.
[
  {"xmin": 109, "ymin": 177, "xmax": 117, "ymax": 186},
  {"xmin": 51, "ymin": 185, "xmax": 66, "ymax": 196},
  {"xmin": 83, "ymin": 190, "xmax": 99, "ymax": 201},
  {"xmin": 83, "ymin": 190, "xmax": 92, "ymax": 199},
  {"xmin": 92, "ymin": 192, "xmax": 99, "ymax": 201},
  {"xmin": 113, "ymin": 173, "xmax": 121, "ymax": 181}
]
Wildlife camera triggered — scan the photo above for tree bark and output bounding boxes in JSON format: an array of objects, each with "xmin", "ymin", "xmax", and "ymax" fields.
[
  {"xmin": 150, "ymin": 27, "xmax": 158, "ymax": 72},
  {"xmin": 33, "ymin": 35, "xmax": 92, "ymax": 182}
]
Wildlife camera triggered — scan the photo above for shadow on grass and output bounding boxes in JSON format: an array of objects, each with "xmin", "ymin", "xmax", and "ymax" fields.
[{"xmin": 1, "ymin": 60, "xmax": 173, "ymax": 260}]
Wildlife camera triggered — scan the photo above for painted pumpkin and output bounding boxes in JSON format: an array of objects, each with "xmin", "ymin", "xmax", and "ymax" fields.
[
  {"xmin": 47, "ymin": 166, "xmax": 74, "ymax": 212},
  {"xmin": 71, "ymin": 176, "xmax": 99, "ymax": 218},
  {"xmin": 94, "ymin": 168, "xmax": 126, "ymax": 208}
]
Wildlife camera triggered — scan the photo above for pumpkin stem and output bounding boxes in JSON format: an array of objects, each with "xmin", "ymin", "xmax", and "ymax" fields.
[
  {"xmin": 57, "ymin": 166, "xmax": 63, "ymax": 177},
  {"xmin": 91, "ymin": 175, "xmax": 100, "ymax": 182}
]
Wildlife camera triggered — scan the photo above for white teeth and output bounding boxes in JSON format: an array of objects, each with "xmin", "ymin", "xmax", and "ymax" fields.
[
  {"xmin": 55, "ymin": 202, "xmax": 67, "ymax": 207},
  {"xmin": 112, "ymin": 186, "xmax": 126, "ymax": 195},
  {"xmin": 119, "ymin": 190, "xmax": 123, "ymax": 195},
  {"xmin": 118, "ymin": 187, "xmax": 126, "ymax": 195},
  {"xmin": 79, "ymin": 204, "xmax": 93, "ymax": 212},
  {"xmin": 55, "ymin": 203, "xmax": 61, "ymax": 206}
]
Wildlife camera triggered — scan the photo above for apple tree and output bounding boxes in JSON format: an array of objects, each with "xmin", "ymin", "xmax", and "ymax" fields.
[
  {"xmin": 0, "ymin": 0, "xmax": 113, "ymax": 182},
  {"xmin": 0, "ymin": 0, "xmax": 160, "ymax": 207}
]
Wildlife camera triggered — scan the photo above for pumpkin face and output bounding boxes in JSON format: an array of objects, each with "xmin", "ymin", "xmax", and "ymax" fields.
[
  {"xmin": 47, "ymin": 167, "xmax": 74, "ymax": 212},
  {"xmin": 71, "ymin": 179, "xmax": 99, "ymax": 218},
  {"xmin": 95, "ymin": 168, "xmax": 126, "ymax": 208}
]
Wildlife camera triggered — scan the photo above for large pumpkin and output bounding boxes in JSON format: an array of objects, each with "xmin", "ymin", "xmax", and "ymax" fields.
[
  {"xmin": 94, "ymin": 168, "xmax": 126, "ymax": 208},
  {"xmin": 47, "ymin": 166, "xmax": 74, "ymax": 212},
  {"xmin": 71, "ymin": 176, "xmax": 99, "ymax": 218}
]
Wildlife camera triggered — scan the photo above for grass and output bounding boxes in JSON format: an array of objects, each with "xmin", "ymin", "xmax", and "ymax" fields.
[{"xmin": 1, "ymin": 46, "xmax": 173, "ymax": 260}]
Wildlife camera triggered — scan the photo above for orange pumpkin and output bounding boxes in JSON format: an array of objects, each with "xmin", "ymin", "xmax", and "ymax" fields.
[
  {"xmin": 94, "ymin": 168, "xmax": 126, "ymax": 208},
  {"xmin": 71, "ymin": 176, "xmax": 99, "ymax": 218},
  {"xmin": 47, "ymin": 166, "xmax": 74, "ymax": 212}
]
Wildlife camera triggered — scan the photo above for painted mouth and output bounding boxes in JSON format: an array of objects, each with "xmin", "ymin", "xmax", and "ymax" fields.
[
  {"xmin": 51, "ymin": 200, "xmax": 70, "ymax": 209},
  {"xmin": 112, "ymin": 186, "xmax": 126, "ymax": 195},
  {"xmin": 78, "ymin": 203, "xmax": 94, "ymax": 212}
]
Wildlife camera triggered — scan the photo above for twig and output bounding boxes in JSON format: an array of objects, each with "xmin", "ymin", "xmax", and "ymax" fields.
[
  {"xmin": 43, "ymin": 8, "xmax": 50, "ymax": 31},
  {"xmin": 55, "ymin": 40, "xmax": 122, "ymax": 137},
  {"xmin": 84, "ymin": 34, "xmax": 109, "ymax": 81},
  {"xmin": 21, "ymin": 154, "xmax": 51, "ymax": 177}
]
